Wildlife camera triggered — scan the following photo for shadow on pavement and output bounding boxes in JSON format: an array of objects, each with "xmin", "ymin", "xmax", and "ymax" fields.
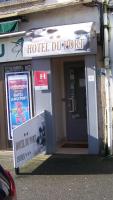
[{"xmin": 19, "ymin": 154, "xmax": 113, "ymax": 175}]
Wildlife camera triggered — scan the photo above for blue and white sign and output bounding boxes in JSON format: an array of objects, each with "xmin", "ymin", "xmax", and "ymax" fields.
[{"xmin": 5, "ymin": 72, "xmax": 32, "ymax": 140}]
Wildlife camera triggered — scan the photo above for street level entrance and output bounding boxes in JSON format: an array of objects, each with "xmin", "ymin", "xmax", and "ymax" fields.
[{"xmin": 64, "ymin": 61, "xmax": 88, "ymax": 144}]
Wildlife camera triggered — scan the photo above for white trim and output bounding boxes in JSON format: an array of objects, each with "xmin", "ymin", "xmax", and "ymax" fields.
[{"xmin": 0, "ymin": 31, "xmax": 26, "ymax": 39}]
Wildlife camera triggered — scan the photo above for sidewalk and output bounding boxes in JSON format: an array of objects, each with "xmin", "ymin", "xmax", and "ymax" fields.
[
  {"xmin": 1, "ymin": 151, "xmax": 113, "ymax": 200},
  {"xmin": 0, "ymin": 150, "xmax": 50, "ymax": 173}
]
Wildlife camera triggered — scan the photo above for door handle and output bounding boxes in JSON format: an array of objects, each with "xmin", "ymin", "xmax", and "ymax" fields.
[{"xmin": 68, "ymin": 97, "xmax": 75, "ymax": 112}]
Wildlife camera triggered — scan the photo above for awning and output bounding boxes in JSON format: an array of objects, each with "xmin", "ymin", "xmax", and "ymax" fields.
[
  {"xmin": 23, "ymin": 22, "xmax": 96, "ymax": 58},
  {"xmin": 0, "ymin": 20, "xmax": 18, "ymax": 34}
]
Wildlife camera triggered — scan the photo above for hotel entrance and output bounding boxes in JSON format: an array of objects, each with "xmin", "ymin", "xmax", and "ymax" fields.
[
  {"xmin": 23, "ymin": 22, "xmax": 99, "ymax": 154},
  {"xmin": 64, "ymin": 61, "xmax": 88, "ymax": 145},
  {"xmin": 51, "ymin": 57, "xmax": 88, "ymax": 153}
]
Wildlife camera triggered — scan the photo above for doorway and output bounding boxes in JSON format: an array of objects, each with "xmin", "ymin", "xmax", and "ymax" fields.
[{"xmin": 64, "ymin": 61, "xmax": 88, "ymax": 145}]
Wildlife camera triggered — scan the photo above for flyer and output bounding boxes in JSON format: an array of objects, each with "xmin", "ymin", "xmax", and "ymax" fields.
[{"xmin": 5, "ymin": 72, "xmax": 31, "ymax": 140}]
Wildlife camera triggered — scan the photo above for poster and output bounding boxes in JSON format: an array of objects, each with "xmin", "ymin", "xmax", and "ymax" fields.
[
  {"xmin": 34, "ymin": 71, "xmax": 48, "ymax": 90},
  {"xmin": 5, "ymin": 72, "xmax": 32, "ymax": 140}
]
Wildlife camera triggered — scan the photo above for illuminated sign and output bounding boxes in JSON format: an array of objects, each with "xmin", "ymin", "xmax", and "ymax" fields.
[{"xmin": 5, "ymin": 72, "xmax": 32, "ymax": 140}]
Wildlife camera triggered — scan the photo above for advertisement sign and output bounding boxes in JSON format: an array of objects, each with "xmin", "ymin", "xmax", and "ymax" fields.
[
  {"xmin": 23, "ymin": 22, "xmax": 94, "ymax": 58},
  {"xmin": 13, "ymin": 112, "xmax": 46, "ymax": 168},
  {"xmin": 0, "ymin": 36, "xmax": 31, "ymax": 62},
  {"xmin": 34, "ymin": 71, "xmax": 48, "ymax": 90},
  {"xmin": 5, "ymin": 72, "xmax": 32, "ymax": 140}
]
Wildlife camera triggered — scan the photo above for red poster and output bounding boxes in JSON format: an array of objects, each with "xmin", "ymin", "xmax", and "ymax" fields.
[{"xmin": 34, "ymin": 71, "xmax": 48, "ymax": 90}]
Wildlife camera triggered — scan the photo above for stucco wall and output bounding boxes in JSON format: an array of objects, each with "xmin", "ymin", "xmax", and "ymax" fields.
[
  {"xmin": 19, "ymin": 5, "xmax": 100, "ymax": 33},
  {"xmin": 0, "ymin": 0, "xmax": 94, "ymax": 19}
]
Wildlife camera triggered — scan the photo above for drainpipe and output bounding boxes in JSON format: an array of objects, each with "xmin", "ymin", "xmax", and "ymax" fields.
[{"xmin": 103, "ymin": 0, "xmax": 112, "ymax": 154}]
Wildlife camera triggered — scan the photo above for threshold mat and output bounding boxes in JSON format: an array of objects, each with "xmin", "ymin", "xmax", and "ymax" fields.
[{"xmin": 62, "ymin": 143, "xmax": 88, "ymax": 148}]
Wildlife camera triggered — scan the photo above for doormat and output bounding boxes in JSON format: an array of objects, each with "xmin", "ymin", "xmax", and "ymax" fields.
[{"xmin": 62, "ymin": 143, "xmax": 88, "ymax": 148}]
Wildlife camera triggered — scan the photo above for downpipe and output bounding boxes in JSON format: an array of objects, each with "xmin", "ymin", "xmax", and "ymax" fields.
[{"xmin": 103, "ymin": 0, "xmax": 112, "ymax": 154}]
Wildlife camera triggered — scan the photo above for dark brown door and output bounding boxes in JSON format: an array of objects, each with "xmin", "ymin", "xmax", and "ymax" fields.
[{"xmin": 64, "ymin": 61, "xmax": 87, "ymax": 142}]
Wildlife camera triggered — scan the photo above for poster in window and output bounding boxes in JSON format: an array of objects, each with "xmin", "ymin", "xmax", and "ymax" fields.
[{"xmin": 5, "ymin": 72, "xmax": 32, "ymax": 140}]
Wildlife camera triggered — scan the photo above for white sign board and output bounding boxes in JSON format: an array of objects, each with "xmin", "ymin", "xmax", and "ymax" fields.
[
  {"xmin": 23, "ymin": 22, "xmax": 94, "ymax": 58},
  {"xmin": 13, "ymin": 112, "xmax": 46, "ymax": 168}
]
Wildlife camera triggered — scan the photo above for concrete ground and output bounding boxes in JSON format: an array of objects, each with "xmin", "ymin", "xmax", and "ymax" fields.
[{"xmin": 0, "ymin": 151, "xmax": 113, "ymax": 200}]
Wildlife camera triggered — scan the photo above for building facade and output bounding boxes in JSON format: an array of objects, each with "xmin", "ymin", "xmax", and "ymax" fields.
[{"xmin": 0, "ymin": 0, "xmax": 106, "ymax": 154}]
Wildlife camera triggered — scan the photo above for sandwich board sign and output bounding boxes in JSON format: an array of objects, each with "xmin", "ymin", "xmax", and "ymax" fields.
[{"xmin": 12, "ymin": 112, "xmax": 46, "ymax": 169}]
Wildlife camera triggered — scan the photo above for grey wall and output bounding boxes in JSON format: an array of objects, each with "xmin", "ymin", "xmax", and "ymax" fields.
[
  {"xmin": 32, "ymin": 59, "xmax": 52, "ymax": 114},
  {"xmin": 51, "ymin": 58, "xmax": 66, "ymax": 145},
  {"xmin": 32, "ymin": 59, "xmax": 55, "ymax": 153},
  {"xmin": 85, "ymin": 55, "xmax": 99, "ymax": 154}
]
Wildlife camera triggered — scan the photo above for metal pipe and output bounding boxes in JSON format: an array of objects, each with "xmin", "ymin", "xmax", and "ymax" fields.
[{"xmin": 103, "ymin": 0, "xmax": 112, "ymax": 154}]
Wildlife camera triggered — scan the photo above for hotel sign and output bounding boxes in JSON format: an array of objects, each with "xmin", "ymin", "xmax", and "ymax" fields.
[{"xmin": 23, "ymin": 22, "xmax": 94, "ymax": 58}]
